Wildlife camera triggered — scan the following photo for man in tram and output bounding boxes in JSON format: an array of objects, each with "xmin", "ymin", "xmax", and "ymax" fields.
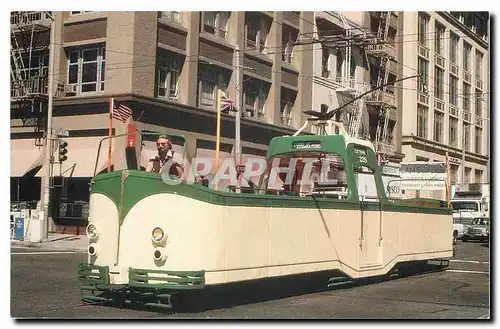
[{"xmin": 146, "ymin": 135, "xmax": 183, "ymax": 177}]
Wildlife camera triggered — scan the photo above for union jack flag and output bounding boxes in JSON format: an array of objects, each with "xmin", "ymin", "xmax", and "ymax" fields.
[
  {"xmin": 220, "ymin": 91, "xmax": 237, "ymax": 114},
  {"xmin": 111, "ymin": 99, "xmax": 133, "ymax": 123}
]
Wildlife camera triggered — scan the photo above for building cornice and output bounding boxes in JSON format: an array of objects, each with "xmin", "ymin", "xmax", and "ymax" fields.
[
  {"xmin": 436, "ymin": 11, "xmax": 488, "ymax": 48},
  {"xmin": 402, "ymin": 134, "xmax": 489, "ymax": 164}
]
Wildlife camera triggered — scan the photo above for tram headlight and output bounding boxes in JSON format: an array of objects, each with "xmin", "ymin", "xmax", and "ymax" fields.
[
  {"xmin": 88, "ymin": 243, "xmax": 98, "ymax": 256},
  {"xmin": 152, "ymin": 227, "xmax": 166, "ymax": 243},
  {"xmin": 86, "ymin": 224, "xmax": 98, "ymax": 239}
]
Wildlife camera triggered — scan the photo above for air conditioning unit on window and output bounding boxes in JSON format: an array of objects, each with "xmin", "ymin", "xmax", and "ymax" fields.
[{"xmin": 65, "ymin": 84, "xmax": 77, "ymax": 96}]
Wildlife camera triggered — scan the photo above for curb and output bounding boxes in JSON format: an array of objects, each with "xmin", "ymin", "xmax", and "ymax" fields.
[{"xmin": 11, "ymin": 240, "xmax": 87, "ymax": 252}]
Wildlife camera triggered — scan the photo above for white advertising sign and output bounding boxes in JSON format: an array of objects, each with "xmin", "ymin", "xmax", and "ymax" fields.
[{"xmin": 400, "ymin": 162, "xmax": 447, "ymax": 191}]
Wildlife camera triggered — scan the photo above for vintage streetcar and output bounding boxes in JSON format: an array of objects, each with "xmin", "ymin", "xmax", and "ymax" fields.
[{"xmin": 78, "ymin": 124, "xmax": 453, "ymax": 311}]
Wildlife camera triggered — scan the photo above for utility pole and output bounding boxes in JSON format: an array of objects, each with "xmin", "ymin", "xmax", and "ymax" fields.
[{"xmin": 41, "ymin": 12, "xmax": 56, "ymax": 240}]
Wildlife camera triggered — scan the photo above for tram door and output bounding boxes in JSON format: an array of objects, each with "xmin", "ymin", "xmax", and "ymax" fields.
[{"xmin": 355, "ymin": 166, "xmax": 382, "ymax": 267}]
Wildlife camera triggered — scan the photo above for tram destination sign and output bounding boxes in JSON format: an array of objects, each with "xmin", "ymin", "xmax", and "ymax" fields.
[{"xmin": 292, "ymin": 141, "xmax": 321, "ymax": 149}]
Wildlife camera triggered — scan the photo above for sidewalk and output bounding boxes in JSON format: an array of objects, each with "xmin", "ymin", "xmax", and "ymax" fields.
[{"xmin": 10, "ymin": 233, "xmax": 88, "ymax": 251}]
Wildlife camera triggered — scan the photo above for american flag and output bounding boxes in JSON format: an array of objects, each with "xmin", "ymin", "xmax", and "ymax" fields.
[
  {"xmin": 220, "ymin": 91, "xmax": 237, "ymax": 114},
  {"xmin": 112, "ymin": 99, "xmax": 133, "ymax": 123}
]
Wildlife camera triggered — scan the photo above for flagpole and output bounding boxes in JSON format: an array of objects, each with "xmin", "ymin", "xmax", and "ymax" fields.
[
  {"xmin": 108, "ymin": 98, "xmax": 113, "ymax": 172},
  {"xmin": 215, "ymin": 90, "xmax": 222, "ymax": 191}
]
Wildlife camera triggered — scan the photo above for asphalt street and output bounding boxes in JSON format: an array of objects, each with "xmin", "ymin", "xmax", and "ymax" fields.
[{"xmin": 11, "ymin": 240, "xmax": 490, "ymax": 319}]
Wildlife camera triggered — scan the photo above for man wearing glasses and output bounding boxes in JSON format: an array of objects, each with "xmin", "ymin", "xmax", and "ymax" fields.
[{"xmin": 145, "ymin": 135, "xmax": 183, "ymax": 177}]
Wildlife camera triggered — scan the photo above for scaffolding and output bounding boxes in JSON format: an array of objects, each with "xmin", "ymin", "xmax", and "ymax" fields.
[{"xmin": 10, "ymin": 11, "xmax": 52, "ymax": 134}]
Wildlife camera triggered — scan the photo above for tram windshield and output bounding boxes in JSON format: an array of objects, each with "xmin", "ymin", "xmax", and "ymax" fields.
[{"xmin": 259, "ymin": 151, "xmax": 348, "ymax": 198}]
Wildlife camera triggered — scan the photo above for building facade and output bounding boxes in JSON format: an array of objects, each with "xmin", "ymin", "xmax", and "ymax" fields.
[
  {"xmin": 312, "ymin": 11, "xmax": 403, "ymax": 162},
  {"xmin": 399, "ymin": 11, "xmax": 489, "ymax": 198},
  {"xmin": 10, "ymin": 11, "xmax": 316, "ymax": 224},
  {"xmin": 10, "ymin": 11, "xmax": 490, "ymax": 227}
]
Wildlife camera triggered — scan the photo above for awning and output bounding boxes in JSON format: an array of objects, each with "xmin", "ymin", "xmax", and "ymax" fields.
[
  {"xmin": 10, "ymin": 140, "xmax": 45, "ymax": 177},
  {"xmin": 36, "ymin": 136, "xmax": 114, "ymax": 178}
]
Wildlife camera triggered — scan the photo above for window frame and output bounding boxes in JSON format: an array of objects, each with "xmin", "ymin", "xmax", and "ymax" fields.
[
  {"xmin": 157, "ymin": 53, "xmax": 182, "ymax": 100},
  {"xmin": 450, "ymin": 32, "xmax": 459, "ymax": 64},
  {"xmin": 463, "ymin": 123, "xmax": 471, "ymax": 151},
  {"xmin": 66, "ymin": 45, "xmax": 106, "ymax": 95},
  {"xmin": 433, "ymin": 111, "xmax": 444, "ymax": 143},
  {"xmin": 202, "ymin": 12, "xmax": 229, "ymax": 39},
  {"xmin": 449, "ymin": 75, "xmax": 458, "ymax": 106},
  {"xmin": 418, "ymin": 12, "xmax": 429, "ymax": 47},
  {"xmin": 418, "ymin": 57, "xmax": 429, "ymax": 93},
  {"xmin": 463, "ymin": 42, "xmax": 472, "ymax": 73},
  {"xmin": 475, "ymin": 127, "xmax": 482, "ymax": 154},
  {"xmin": 449, "ymin": 117, "xmax": 458, "ymax": 147},
  {"xmin": 434, "ymin": 66, "xmax": 444, "ymax": 100},
  {"xmin": 417, "ymin": 104, "xmax": 428, "ymax": 138},
  {"xmin": 463, "ymin": 82, "xmax": 471, "ymax": 112}
]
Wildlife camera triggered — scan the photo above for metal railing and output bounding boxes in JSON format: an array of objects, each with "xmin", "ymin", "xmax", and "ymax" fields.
[
  {"xmin": 11, "ymin": 76, "xmax": 48, "ymax": 98},
  {"xmin": 10, "ymin": 11, "xmax": 51, "ymax": 25}
]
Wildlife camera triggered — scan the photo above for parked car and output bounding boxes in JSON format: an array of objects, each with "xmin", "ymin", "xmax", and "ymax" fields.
[{"xmin": 462, "ymin": 217, "xmax": 489, "ymax": 242}]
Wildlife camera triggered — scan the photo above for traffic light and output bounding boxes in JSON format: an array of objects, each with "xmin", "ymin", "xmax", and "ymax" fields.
[{"xmin": 58, "ymin": 140, "xmax": 68, "ymax": 162}]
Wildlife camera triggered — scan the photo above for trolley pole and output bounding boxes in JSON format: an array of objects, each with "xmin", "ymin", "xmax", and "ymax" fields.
[
  {"xmin": 41, "ymin": 12, "xmax": 56, "ymax": 240},
  {"xmin": 235, "ymin": 46, "xmax": 242, "ymax": 192}
]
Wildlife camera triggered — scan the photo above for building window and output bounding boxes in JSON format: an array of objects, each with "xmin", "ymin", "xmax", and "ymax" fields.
[
  {"xmin": 418, "ymin": 12, "xmax": 429, "ymax": 47},
  {"xmin": 474, "ymin": 169, "xmax": 483, "ymax": 184},
  {"xmin": 245, "ymin": 13, "xmax": 270, "ymax": 53},
  {"xmin": 417, "ymin": 104, "xmax": 428, "ymax": 138},
  {"xmin": 475, "ymin": 127, "xmax": 482, "ymax": 154},
  {"xmin": 70, "ymin": 11, "xmax": 92, "ymax": 15},
  {"xmin": 463, "ymin": 123, "xmax": 470, "ymax": 151},
  {"xmin": 243, "ymin": 78, "xmax": 269, "ymax": 120},
  {"xmin": 463, "ymin": 83, "xmax": 471, "ymax": 112},
  {"xmin": 435, "ymin": 22, "xmax": 445, "ymax": 55},
  {"xmin": 450, "ymin": 32, "xmax": 459, "ymax": 64},
  {"xmin": 67, "ymin": 45, "xmax": 106, "ymax": 94},
  {"xmin": 160, "ymin": 11, "xmax": 181, "ymax": 23},
  {"xmin": 475, "ymin": 51, "xmax": 483, "ymax": 81},
  {"xmin": 475, "ymin": 90, "xmax": 482, "ymax": 117},
  {"xmin": 418, "ymin": 57, "xmax": 428, "ymax": 93},
  {"xmin": 336, "ymin": 49, "xmax": 344, "ymax": 80},
  {"xmin": 157, "ymin": 50, "xmax": 183, "ymax": 100},
  {"xmin": 280, "ymin": 88, "xmax": 296, "ymax": 126},
  {"xmin": 463, "ymin": 42, "xmax": 471, "ymax": 72},
  {"xmin": 197, "ymin": 64, "xmax": 230, "ymax": 109},
  {"xmin": 434, "ymin": 66, "xmax": 444, "ymax": 100},
  {"xmin": 449, "ymin": 75, "xmax": 458, "ymax": 106},
  {"xmin": 202, "ymin": 12, "xmax": 229, "ymax": 38},
  {"xmin": 433, "ymin": 111, "xmax": 444, "ymax": 143},
  {"xmin": 464, "ymin": 167, "xmax": 471, "ymax": 183},
  {"xmin": 321, "ymin": 47, "xmax": 330, "ymax": 78},
  {"xmin": 450, "ymin": 165, "xmax": 458, "ymax": 184},
  {"xmin": 282, "ymin": 25, "xmax": 298, "ymax": 64},
  {"xmin": 449, "ymin": 117, "xmax": 458, "ymax": 147}
]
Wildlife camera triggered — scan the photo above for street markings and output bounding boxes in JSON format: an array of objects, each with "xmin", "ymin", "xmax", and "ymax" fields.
[
  {"xmin": 446, "ymin": 269, "xmax": 489, "ymax": 274},
  {"xmin": 450, "ymin": 259, "xmax": 489, "ymax": 264}
]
